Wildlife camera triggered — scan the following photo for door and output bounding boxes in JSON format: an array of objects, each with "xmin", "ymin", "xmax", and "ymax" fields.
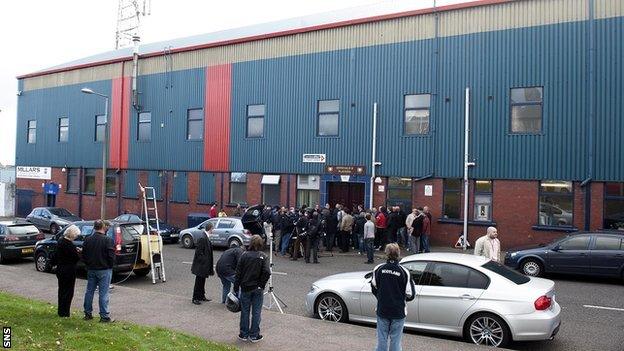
[
  {"xmin": 215, "ymin": 219, "xmax": 236, "ymax": 246},
  {"xmin": 327, "ymin": 182, "xmax": 365, "ymax": 209},
  {"xmin": 16, "ymin": 189, "xmax": 34, "ymax": 217},
  {"xmin": 46, "ymin": 194, "xmax": 56, "ymax": 207},
  {"xmin": 547, "ymin": 235, "xmax": 592, "ymax": 274},
  {"xmin": 417, "ymin": 262, "xmax": 488, "ymax": 332},
  {"xmin": 590, "ymin": 235, "xmax": 624, "ymax": 277}
]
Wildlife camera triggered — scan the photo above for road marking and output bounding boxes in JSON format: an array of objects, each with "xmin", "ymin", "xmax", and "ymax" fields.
[
  {"xmin": 272, "ymin": 271, "xmax": 287, "ymax": 276},
  {"xmin": 182, "ymin": 261, "xmax": 192, "ymax": 265},
  {"xmin": 583, "ymin": 305, "xmax": 624, "ymax": 312}
]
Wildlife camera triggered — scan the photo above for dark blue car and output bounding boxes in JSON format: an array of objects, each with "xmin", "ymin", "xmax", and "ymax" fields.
[{"xmin": 505, "ymin": 232, "xmax": 624, "ymax": 279}]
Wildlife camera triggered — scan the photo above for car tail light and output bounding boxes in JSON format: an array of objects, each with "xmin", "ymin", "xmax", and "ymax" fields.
[
  {"xmin": 114, "ymin": 227, "xmax": 123, "ymax": 254},
  {"xmin": 4, "ymin": 235, "xmax": 19, "ymax": 241},
  {"xmin": 36, "ymin": 233, "xmax": 45, "ymax": 240},
  {"xmin": 534, "ymin": 295, "xmax": 552, "ymax": 310},
  {"xmin": 243, "ymin": 229, "xmax": 251, "ymax": 236}
]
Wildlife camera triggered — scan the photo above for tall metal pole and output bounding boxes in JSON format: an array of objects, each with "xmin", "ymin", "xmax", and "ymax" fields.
[
  {"xmin": 370, "ymin": 103, "xmax": 378, "ymax": 209},
  {"xmin": 462, "ymin": 88, "xmax": 471, "ymax": 251},
  {"xmin": 101, "ymin": 97, "xmax": 109, "ymax": 220}
]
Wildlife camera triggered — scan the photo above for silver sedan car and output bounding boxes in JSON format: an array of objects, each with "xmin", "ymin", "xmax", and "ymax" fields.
[
  {"xmin": 305, "ymin": 253, "xmax": 561, "ymax": 347},
  {"xmin": 179, "ymin": 217, "xmax": 252, "ymax": 249}
]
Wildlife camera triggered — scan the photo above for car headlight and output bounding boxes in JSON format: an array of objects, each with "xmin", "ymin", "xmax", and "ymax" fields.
[
  {"xmin": 309, "ymin": 284, "xmax": 320, "ymax": 294},
  {"xmin": 510, "ymin": 252, "xmax": 518, "ymax": 258}
]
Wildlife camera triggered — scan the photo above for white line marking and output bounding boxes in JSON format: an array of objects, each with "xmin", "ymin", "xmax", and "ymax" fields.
[
  {"xmin": 583, "ymin": 305, "xmax": 624, "ymax": 312},
  {"xmin": 182, "ymin": 261, "xmax": 192, "ymax": 265},
  {"xmin": 272, "ymin": 271, "xmax": 287, "ymax": 276}
]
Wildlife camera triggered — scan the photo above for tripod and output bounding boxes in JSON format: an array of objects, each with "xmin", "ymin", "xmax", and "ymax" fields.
[{"xmin": 263, "ymin": 222, "xmax": 287, "ymax": 313}]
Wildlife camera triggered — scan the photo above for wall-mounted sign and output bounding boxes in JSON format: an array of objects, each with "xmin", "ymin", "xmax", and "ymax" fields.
[
  {"xmin": 378, "ymin": 185, "xmax": 385, "ymax": 192},
  {"xmin": 374, "ymin": 177, "xmax": 382, "ymax": 184},
  {"xmin": 17, "ymin": 166, "xmax": 51, "ymax": 180},
  {"xmin": 340, "ymin": 175, "xmax": 350, "ymax": 182},
  {"xmin": 424, "ymin": 185, "xmax": 433, "ymax": 197},
  {"xmin": 325, "ymin": 165, "xmax": 366, "ymax": 175},
  {"xmin": 302, "ymin": 154, "xmax": 326, "ymax": 163}
]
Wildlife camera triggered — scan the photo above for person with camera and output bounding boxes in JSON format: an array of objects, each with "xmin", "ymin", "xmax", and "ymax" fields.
[
  {"xmin": 234, "ymin": 235, "xmax": 271, "ymax": 343},
  {"xmin": 305, "ymin": 212, "xmax": 321, "ymax": 264}
]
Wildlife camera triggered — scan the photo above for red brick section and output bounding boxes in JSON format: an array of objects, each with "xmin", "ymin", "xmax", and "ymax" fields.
[
  {"xmin": 372, "ymin": 177, "xmax": 388, "ymax": 208},
  {"xmin": 288, "ymin": 174, "xmax": 297, "ymax": 208},
  {"xmin": 590, "ymin": 182, "xmax": 604, "ymax": 230},
  {"xmin": 279, "ymin": 174, "xmax": 289, "ymax": 208},
  {"xmin": 246, "ymin": 173, "xmax": 262, "ymax": 205}
]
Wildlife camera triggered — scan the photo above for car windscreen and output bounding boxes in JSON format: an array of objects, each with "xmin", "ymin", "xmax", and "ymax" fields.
[
  {"xmin": 8, "ymin": 225, "xmax": 40, "ymax": 236},
  {"xmin": 49, "ymin": 208, "xmax": 73, "ymax": 217},
  {"xmin": 482, "ymin": 261, "xmax": 530, "ymax": 285}
]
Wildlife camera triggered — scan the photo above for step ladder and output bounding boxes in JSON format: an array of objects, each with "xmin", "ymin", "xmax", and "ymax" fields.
[{"xmin": 139, "ymin": 183, "xmax": 167, "ymax": 284}]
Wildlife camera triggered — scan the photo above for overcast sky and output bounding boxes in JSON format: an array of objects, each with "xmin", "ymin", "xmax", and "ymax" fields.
[{"xmin": 0, "ymin": 0, "xmax": 470, "ymax": 166}]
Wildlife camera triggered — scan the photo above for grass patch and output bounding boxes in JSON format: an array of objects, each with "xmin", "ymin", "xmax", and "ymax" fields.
[{"xmin": 0, "ymin": 291, "xmax": 238, "ymax": 351}]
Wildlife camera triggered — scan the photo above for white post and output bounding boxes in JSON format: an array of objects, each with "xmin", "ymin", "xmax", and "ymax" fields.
[
  {"xmin": 462, "ymin": 88, "xmax": 471, "ymax": 250},
  {"xmin": 369, "ymin": 103, "xmax": 378, "ymax": 209}
]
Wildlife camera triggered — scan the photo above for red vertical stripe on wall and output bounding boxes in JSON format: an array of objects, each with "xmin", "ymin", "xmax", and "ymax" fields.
[
  {"xmin": 203, "ymin": 64, "xmax": 232, "ymax": 171},
  {"xmin": 120, "ymin": 76, "xmax": 131, "ymax": 169},
  {"xmin": 109, "ymin": 76, "xmax": 131, "ymax": 169}
]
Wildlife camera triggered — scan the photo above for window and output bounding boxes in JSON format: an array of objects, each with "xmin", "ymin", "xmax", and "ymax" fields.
[
  {"xmin": 404, "ymin": 94, "xmax": 431, "ymax": 135},
  {"xmin": 95, "ymin": 115, "xmax": 106, "ymax": 142},
  {"xmin": 83, "ymin": 169, "xmax": 96, "ymax": 194},
  {"xmin": 217, "ymin": 219, "xmax": 236, "ymax": 229},
  {"xmin": 66, "ymin": 168, "xmax": 79, "ymax": 193},
  {"xmin": 199, "ymin": 173, "xmax": 216, "ymax": 204},
  {"xmin": 474, "ymin": 180, "xmax": 492, "ymax": 222},
  {"xmin": 171, "ymin": 171, "xmax": 188, "ymax": 202},
  {"xmin": 261, "ymin": 175, "xmax": 280, "ymax": 206},
  {"xmin": 123, "ymin": 170, "xmax": 138, "ymax": 198},
  {"xmin": 539, "ymin": 181, "xmax": 573, "ymax": 226},
  {"xmin": 443, "ymin": 179, "xmax": 462, "ymax": 219},
  {"xmin": 137, "ymin": 112, "xmax": 151, "ymax": 141},
  {"xmin": 424, "ymin": 262, "xmax": 489, "ymax": 289},
  {"xmin": 387, "ymin": 177, "xmax": 412, "ymax": 211},
  {"xmin": 604, "ymin": 183, "xmax": 624, "ymax": 230},
  {"xmin": 187, "ymin": 109, "xmax": 203, "ymax": 140},
  {"xmin": 246, "ymin": 104, "xmax": 265, "ymax": 138},
  {"xmin": 58, "ymin": 117, "xmax": 69, "ymax": 142},
  {"xmin": 230, "ymin": 172, "xmax": 247, "ymax": 204},
  {"xmin": 317, "ymin": 99, "xmax": 339, "ymax": 136},
  {"xmin": 297, "ymin": 175, "xmax": 320, "ymax": 208},
  {"xmin": 481, "ymin": 261, "xmax": 529, "ymax": 285},
  {"xmin": 594, "ymin": 236, "xmax": 622, "ymax": 251},
  {"xmin": 510, "ymin": 87, "xmax": 543, "ymax": 133},
  {"xmin": 401, "ymin": 261, "xmax": 427, "ymax": 285},
  {"xmin": 106, "ymin": 170, "xmax": 117, "ymax": 195},
  {"xmin": 27, "ymin": 120, "xmax": 36, "ymax": 144},
  {"xmin": 558, "ymin": 235, "xmax": 590, "ymax": 250}
]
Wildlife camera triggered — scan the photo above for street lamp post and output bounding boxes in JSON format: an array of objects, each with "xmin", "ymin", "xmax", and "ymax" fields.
[{"xmin": 81, "ymin": 88, "xmax": 109, "ymax": 220}]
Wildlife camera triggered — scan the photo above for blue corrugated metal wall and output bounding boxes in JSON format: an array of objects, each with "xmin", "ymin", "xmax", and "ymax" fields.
[
  {"xmin": 172, "ymin": 171, "xmax": 188, "ymax": 202},
  {"xmin": 123, "ymin": 170, "xmax": 138, "ymax": 198},
  {"xmin": 199, "ymin": 172, "xmax": 216, "ymax": 204},
  {"xmin": 147, "ymin": 171, "xmax": 162, "ymax": 200}
]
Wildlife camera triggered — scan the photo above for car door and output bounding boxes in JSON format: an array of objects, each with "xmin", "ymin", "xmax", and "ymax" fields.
[
  {"xmin": 417, "ymin": 262, "xmax": 488, "ymax": 332},
  {"xmin": 41, "ymin": 209, "xmax": 53, "ymax": 230},
  {"xmin": 547, "ymin": 235, "xmax": 592, "ymax": 274},
  {"xmin": 30, "ymin": 209, "xmax": 43, "ymax": 228},
  {"xmin": 590, "ymin": 235, "xmax": 624, "ymax": 277},
  {"xmin": 216, "ymin": 219, "xmax": 236, "ymax": 246}
]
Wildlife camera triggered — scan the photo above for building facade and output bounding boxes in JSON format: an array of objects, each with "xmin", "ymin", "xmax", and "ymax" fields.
[{"xmin": 14, "ymin": 0, "xmax": 624, "ymax": 248}]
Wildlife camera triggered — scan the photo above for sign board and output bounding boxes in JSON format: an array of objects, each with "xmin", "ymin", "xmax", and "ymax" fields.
[
  {"xmin": 16, "ymin": 166, "xmax": 51, "ymax": 180},
  {"xmin": 325, "ymin": 165, "xmax": 366, "ymax": 175},
  {"xmin": 302, "ymin": 154, "xmax": 326, "ymax": 163},
  {"xmin": 424, "ymin": 185, "xmax": 433, "ymax": 197},
  {"xmin": 340, "ymin": 175, "xmax": 350, "ymax": 182},
  {"xmin": 476, "ymin": 204, "xmax": 490, "ymax": 221},
  {"xmin": 378, "ymin": 185, "xmax": 385, "ymax": 192}
]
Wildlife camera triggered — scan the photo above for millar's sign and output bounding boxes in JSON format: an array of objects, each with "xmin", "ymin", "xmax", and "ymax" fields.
[{"xmin": 16, "ymin": 166, "xmax": 52, "ymax": 180}]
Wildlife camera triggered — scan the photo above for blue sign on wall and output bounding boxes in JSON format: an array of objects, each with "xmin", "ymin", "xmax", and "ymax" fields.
[{"xmin": 43, "ymin": 182, "xmax": 60, "ymax": 195}]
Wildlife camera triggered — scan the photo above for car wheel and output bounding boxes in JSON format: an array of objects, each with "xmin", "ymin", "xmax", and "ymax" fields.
[
  {"xmin": 134, "ymin": 268, "xmax": 151, "ymax": 277},
  {"xmin": 521, "ymin": 258, "xmax": 543, "ymax": 277},
  {"xmin": 50, "ymin": 223, "xmax": 59, "ymax": 235},
  {"xmin": 315, "ymin": 293, "xmax": 348, "ymax": 323},
  {"xmin": 228, "ymin": 238, "xmax": 242, "ymax": 248},
  {"xmin": 465, "ymin": 313, "xmax": 511, "ymax": 348},
  {"xmin": 35, "ymin": 252, "xmax": 51, "ymax": 272},
  {"xmin": 181, "ymin": 235, "xmax": 194, "ymax": 249},
  {"xmin": 0, "ymin": 250, "xmax": 5, "ymax": 264}
]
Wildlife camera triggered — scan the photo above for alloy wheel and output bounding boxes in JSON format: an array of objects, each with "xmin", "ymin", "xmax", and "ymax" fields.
[
  {"xmin": 36, "ymin": 254, "xmax": 47, "ymax": 272},
  {"xmin": 523, "ymin": 260, "xmax": 541, "ymax": 276},
  {"xmin": 469, "ymin": 316, "xmax": 504, "ymax": 347},
  {"xmin": 317, "ymin": 295, "xmax": 343, "ymax": 322}
]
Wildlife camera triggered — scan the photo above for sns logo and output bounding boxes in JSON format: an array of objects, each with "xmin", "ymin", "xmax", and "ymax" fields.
[{"xmin": 2, "ymin": 327, "xmax": 10, "ymax": 348}]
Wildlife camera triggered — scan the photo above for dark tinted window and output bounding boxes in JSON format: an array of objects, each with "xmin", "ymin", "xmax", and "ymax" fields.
[
  {"xmin": 49, "ymin": 208, "xmax": 72, "ymax": 217},
  {"xmin": 401, "ymin": 261, "xmax": 427, "ymax": 285},
  {"xmin": 482, "ymin": 260, "xmax": 530, "ymax": 285},
  {"xmin": 7, "ymin": 225, "xmax": 39, "ymax": 236},
  {"xmin": 593, "ymin": 236, "xmax": 623, "ymax": 251},
  {"xmin": 425, "ymin": 262, "xmax": 489, "ymax": 289},
  {"xmin": 559, "ymin": 235, "xmax": 590, "ymax": 250}
]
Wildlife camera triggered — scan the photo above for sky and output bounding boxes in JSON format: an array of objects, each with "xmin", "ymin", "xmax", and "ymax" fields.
[{"xmin": 0, "ymin": 0, "xmax": 471, "ymax": 166}]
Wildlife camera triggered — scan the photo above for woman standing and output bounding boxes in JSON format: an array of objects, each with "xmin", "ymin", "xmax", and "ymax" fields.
[
  {"xmin": 191, "ymin": 222, "xmax": 214, "ymax": 305},
  {"xmin": 55, "ymin": 225, "xmax": 81, "ymax": 317}
]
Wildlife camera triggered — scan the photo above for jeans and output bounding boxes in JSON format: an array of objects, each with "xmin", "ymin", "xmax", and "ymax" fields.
[
  {"xmin": 365, "ymin": 238, "xmax": 375, "ymax": 263},
  {"xmin": 280, "ymin": 232, "xmax": 292, "ymax": 256},
  {"xmin": 83, "ymin": 269, "xmax": 112, "ymax": 318},
  {"xmin": 409, "ymin": 235, "xmax": 421, "ymax": 253},
  {"xmin": 357, "ymin": 234, "xmax": 365, "ymax": 253},
  {"xmin": 421, "ymin": 234, "xmax": 430, "ymax": 253},
  {"xmin": 220, "ymin": 274, "xmax": 236, "ymax": 303},
  {"xmin": 239, "ymin": 288, "xmax": 264, "ymax": 338},
  {"xmin": 376, "ymin": 316, "xmax": 405, "ymax": 351},
  {"xmin": 273, "ymin": 229, "xmax": 282, "ymax": 252}
]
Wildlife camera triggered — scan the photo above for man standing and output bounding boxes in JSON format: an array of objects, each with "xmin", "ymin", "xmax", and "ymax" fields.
[
  {"xmin": 304, "ymin": 212, "xmax": 320, "ymax": 264},
  {"xmin": 375, "ymin": 207, "xmax": 388, "ymax": 250},
  {"xmin": 210, "ymin": 202, "xmax": 218, "ymax": 218},
  {"xmin": 338, "ymin": 209, "xmax": 354, "ymax": 253},
  {"xmin": 364, "ymin": 214, "xmax": 376, "ymax": 264},
  {"xmin": 420, "ymin": 208, "xmax": 431, "ymax": 253},
  {"xmin": 405, "ymin": 209, "xmax": 417, "ymax": 253},
  {"xmin": 82, "ymin": 220, "xmax": 115, "ymax": 323},
  {"xmin": 474, "ymin": 227, "xmax": 501, "ymax": 262},
  {"xmin": 235, "ymin": 235, "xmax": 271, "ymax": 343},
  {"xmin": 371, "ymin": 243, "xmax": 415, "ymax": 351},
  {"xmin": 191, "ymin": 222, "xmax": 215, "ymax": 305},
  {"xmin": 216, "ymin": 245, "xmax": 244, "ymax": 304}
]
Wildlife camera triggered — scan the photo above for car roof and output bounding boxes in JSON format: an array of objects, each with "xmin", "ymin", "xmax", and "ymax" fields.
[{"xmin": 400, "ymin": 252, "xmax": 491, "ymax": 266}]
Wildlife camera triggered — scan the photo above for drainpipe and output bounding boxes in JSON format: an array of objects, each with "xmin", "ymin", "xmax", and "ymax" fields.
[
  {"xmin": 463, "ymin": 88, "xmax": 475, "ymax": 251},
  {"xmin": 584, "ymin": 0, "xmax": 595, "ymax": 231},
  {"xmin": 370, "ymin": 103, "xmax": 380, "ymax": 209}
]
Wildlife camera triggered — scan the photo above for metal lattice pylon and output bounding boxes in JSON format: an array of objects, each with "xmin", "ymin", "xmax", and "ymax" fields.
[{"xmin": 115, "ymin": 0, "xmax": 151, "ymax": 49}]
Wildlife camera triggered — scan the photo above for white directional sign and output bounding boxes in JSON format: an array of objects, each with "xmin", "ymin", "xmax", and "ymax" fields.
[
  {"xmin": 16, "ymin": 166, "xmax": 51, "ymax": 180},
  {"xmin": 302, "ymin": 154, "xmax": 326, "ymax": 163}
]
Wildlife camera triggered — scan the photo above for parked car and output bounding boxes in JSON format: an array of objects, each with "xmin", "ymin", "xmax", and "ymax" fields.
[
  {"xmin": 305, "ymin": 253, "xmax": 561, "ymax": 348},
  {"xmin": 505, "ymin": 231, "xmax": 624, "ymax": 279},
  {"xmin": 34, "ymin": 220, "xmax": 151, "ymax": 276},
  {"xmin": 0, "ymin": 220, "xmax": 45, "ymax": 263},
  {"xmin": 112, "ymin": 214, "xmax": 180, "ymax": 244},
  {"xmin": 179, "ymin": 217, "xmax": 252, "ymax": 249},
  {"xmin": 26, "ymin": 207, "xmax": 82, "ymax": 234}
]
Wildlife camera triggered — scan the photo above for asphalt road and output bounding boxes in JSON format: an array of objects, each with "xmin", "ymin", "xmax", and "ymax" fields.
[{"xmin": 9, "ymin": 244, "xmax": 624, "ymax": 350}]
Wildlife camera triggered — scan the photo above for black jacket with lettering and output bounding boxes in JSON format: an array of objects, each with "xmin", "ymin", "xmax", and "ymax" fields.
[
  {"xmin": 82, "ymin": 232, "xmax": 115, "ymax": 270},
  {"xmin": 371, "ymin": 260, "xmax": 416, "ymax": 319}
]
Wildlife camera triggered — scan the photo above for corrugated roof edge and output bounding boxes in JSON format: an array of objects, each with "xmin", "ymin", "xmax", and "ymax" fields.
[{"xmin": 17, "ymin": 0, "xmax": 511, "ymax": 79}]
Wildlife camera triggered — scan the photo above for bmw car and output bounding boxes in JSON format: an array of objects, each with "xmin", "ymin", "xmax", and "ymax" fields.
[{"xmin": 305, "ymin": 253, "xmax": 561, "ymax": 347}]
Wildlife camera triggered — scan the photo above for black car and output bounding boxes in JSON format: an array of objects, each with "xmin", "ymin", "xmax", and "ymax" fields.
[
  {"xmin": 0, "ymin": 220, "xmax": 45, "ymax": 263},
  {"xmin": 505, "ymin": 231, "xmax": 624, "ymax": 279},
  {"xmin": 112, "ymin": 214, "xmax": 180, "ymax": 244},
  {"xmin": 34, "ymin": 220, "xmax": 151, "ymax": 276},
  {"xmin": 26, "ymin": 207, "xmax": 82, "ymax": 234}
]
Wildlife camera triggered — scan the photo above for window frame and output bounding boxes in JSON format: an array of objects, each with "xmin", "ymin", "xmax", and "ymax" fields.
[
  {"xmin": 105, "ymin": 170, "xmax": 117, "ymax": 196},
  {"xmin": 386, "ymin": 177, "xmax": 413, "ymax": 211},
  {"xmin": 95, "ymin": 114, "xmax": 106, "ymax": 142},
  {"xmin": 186, "ymin": 108, "xmax": 204, "ymax": 141},
  {"xmin": 603, "ymin": 183, "xmax": 624, "ymax": 231},
  {"xmin": 421, "ymin": 262, "xmax": 490, "ymax": 289},
  {"xmin": 245, "ymin": 104, "xmax": 265, "ymax": 139},
  {"xmin": 66, "ymin": 168, "xmax": 80, "ymax": 194},
  {"xmin": 316, "ymin": 99, "xmax": 340, "ymax": 137},
  {"xmin": 137, "ymin": 111, "xmax": 152, "ymax": 142},
  {"xmin": 27, "ymin": 120, "xmax": 36, "ymax": 144},
  {"xmin": 442, "ymin": 179, "xmax": 462, "ymax": 220},
  {"xmin": 83, "ymin": 169, "xmax": 97, "ymax": 195},
  {"xmin": 403, "ymin": 93, "xmax": 431, "ymax": 136},
  {"xmin": 58, "ymin": 117, "xmax": 69, "ymax": 143},
  {"xmin": 229, "ymin": 172, "xmax": 247, "ymax": 205},
  {"xmin": 538, "ymin": 180, "xmax": 574, "ymax": 227},
  {"xmin": 473, "ymin": 180, "xmax": 493, "ymax": 222},
  {"xmin": 509, "ymin": 86, "xmax": 544, "ymax": 135}
]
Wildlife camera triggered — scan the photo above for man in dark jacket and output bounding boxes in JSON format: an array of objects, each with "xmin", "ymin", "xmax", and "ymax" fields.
[
  {"xmin": 82, "ymin": 220, "xmax": 115, "ymax": 322},
  {"xmin": 216, "ymin": 245, "xmax": 245, "ymax": 303},
  {"xmin": 191, "ymin": 222, "xmax": 215, "ymax": 305},
  {"xmin": 280, "ymin": 208, "xmax": 296, "ymax": 256},
  {"xmin": 371, "ymin": 243, "xmax": 416, "ymax": 351},
  {"xmin": 387, "ymin": 207, "xmax": 400, "ymax": 244},
  {"xmin": 304, "ymin": 213, "xmax": 320, "ymax": 264},
  {"xmin": 234, "ymin": 235, "xmax": 271, "ymax": 343},
  {"xmin": 290, "ymin": 211, "xmax": 308, "ymax": 261}
]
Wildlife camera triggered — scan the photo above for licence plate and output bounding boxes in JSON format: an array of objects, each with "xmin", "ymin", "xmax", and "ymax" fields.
[
  {"xmin": 21, "ymin": 248, "xmax": 34, "ymax": 255},
  {"xmin": 170, "ymin": 233, "xmax": 179, "ymax": 237}
]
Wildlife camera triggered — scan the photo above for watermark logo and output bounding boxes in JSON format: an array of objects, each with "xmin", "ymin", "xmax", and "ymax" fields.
[{"xmin": 2, "ymin": 327, "xmax": 10, "ymax": 348}]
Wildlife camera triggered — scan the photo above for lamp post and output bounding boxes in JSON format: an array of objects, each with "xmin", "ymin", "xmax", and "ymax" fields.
[{"xmin": 81, "ymin": 88, "xmax": 109, "ymax": 220}]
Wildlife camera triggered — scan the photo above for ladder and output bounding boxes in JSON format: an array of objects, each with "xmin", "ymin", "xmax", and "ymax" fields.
[{"xmin": 139, "ymin": 183, "xmax": 167, "ymax": 284}]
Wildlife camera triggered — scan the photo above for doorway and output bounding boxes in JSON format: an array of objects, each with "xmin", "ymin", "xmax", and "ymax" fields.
[
  {"xmin": 327, "ymin": 182, "xmax": 365, "ymax": 211},
  {"xmin": 46, "ymin": 194, "xmax": 56, "ymax": 207}
]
